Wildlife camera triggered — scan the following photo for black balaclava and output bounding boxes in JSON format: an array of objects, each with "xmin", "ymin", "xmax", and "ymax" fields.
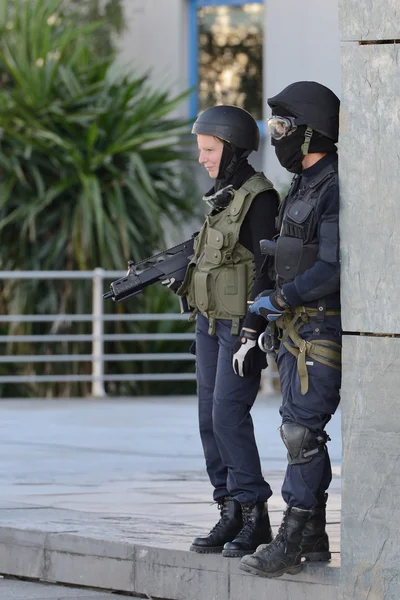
[
  {"xmin": 272, "ymin": 107, "xmax": 337, "ymax": 174},
  {"xmin": 216, "ymin": 143, "xmax": 248, "ymax": 189},
  {"xmin": 272, "ymin": 126, "xmax": 307, "ymax": 175},
  {"xmin": 308, "ymin": 131, "xmax": 337, "ymax": 155},
  {"xmin": 203, "ymin": 142, "xmax": 248, "ymax": 211}
]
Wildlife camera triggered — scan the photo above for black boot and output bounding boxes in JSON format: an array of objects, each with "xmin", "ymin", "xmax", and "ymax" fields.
[
  {"xmin": 222, "ymin": 501, "xmax": 273, "ymax": 558},
  {"xmin": 190, "ymin": 496, "xmax": 243, "ymax": 554},
  {"xmin": 301, "ymin": 493, "xmax": 331, "ymax": 561},
  {"xmin": 239, "ymin": 506, "xmax": 312, "ymax": 578}
]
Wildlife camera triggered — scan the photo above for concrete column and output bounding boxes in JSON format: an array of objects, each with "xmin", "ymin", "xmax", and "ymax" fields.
[{"xmin": 339, "ymin": 2, "xmax": 400, "ymax": 598}]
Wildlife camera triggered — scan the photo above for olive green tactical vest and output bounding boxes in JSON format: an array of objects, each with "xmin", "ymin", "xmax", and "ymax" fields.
[{"xmin": 177, "ymin": 173, "xmax": 278, "ymax": 335}]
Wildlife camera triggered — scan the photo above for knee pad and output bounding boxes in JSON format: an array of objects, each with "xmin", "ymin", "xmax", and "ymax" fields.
[{"xmin": 280, "ymin": 423, "xmax": 330, "ymax": 465}]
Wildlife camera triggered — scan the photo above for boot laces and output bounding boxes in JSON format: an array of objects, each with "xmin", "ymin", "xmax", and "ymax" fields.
[
  {"xmin": 261, "ymin": 508, "xmax": 289, "ymax": 554},
  {"xmin": 208, "ymin": 499, "xmax": 231, "ymax": 534},
  {"xmin": 237, "ymin": 503, "xmax": 258, "ymax": 543}
]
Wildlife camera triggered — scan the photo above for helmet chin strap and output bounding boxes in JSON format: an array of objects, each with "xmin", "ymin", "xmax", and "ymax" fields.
[{"xmin": 301, "ymin": 127, "xmax": 313, "ymax": 156}]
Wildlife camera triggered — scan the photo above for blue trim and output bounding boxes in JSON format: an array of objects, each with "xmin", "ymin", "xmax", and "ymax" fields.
[
  {"xmin": 189, "ymin": 0, "xmax": 265, "ymax": 124},
  {"xmin": 257, "ymin": 120, "xmax": 265, "ymax": 139}
]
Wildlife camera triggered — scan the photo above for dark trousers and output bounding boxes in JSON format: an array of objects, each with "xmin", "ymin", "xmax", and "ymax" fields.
[
  {"xmin": 277, "ymin": 316, "xmax": 342, "ymax": 509},
  {"xmin": 195, "ymin": 313, "xmax": 272, "ymax": 504}
]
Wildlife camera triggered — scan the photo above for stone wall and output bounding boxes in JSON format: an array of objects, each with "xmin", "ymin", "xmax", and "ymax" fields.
[{"xmin": 339, "ymin": 2, "xmax": 400, "ymax": 597}]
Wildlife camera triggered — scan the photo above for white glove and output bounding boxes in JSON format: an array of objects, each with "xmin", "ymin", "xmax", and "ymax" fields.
[
  {"xmin": 161, "ymin": 277, "xmax": 180, "ymax": 293},
  {"xmin": 232, "ymin": 337, "xmax": 258, "ymax": 377},
  {"xmin": 232, "ymin": 329, "xmax": 267, "ymax": 377}
]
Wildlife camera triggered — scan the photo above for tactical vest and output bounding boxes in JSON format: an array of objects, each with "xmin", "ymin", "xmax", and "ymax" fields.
[
  {"xmin": 272, "ymin": 160, "xmax": 341, "ymax": 395},
  {"xmin": 178, "ymin": 173, "xmax": 278, "ymax": 335},
  {"xmin": 274, "ymin": 161, "xmax": 338, "ymax": 287}
]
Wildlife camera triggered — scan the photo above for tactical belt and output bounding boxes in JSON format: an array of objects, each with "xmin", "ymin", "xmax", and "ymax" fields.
[
  {"xmin": 189, "ymin": 309, "xmax": 241, "ymax": 336},
  {"xmin": 276, "ymin": 306, "xmax": 341, "ymax": 395}
]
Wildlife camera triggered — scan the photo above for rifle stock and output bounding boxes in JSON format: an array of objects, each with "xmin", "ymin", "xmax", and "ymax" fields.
[{"xmin": 103, "ymin": 237, "xmax": 195, "ymax": 303}]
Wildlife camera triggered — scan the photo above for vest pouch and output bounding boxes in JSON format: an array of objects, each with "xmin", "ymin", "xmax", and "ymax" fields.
[
  {"xmin": 275, "ymin": 236, "xmax": 319, "ymax": 283},
  {"xmin": 193, "ymin": 271, "xmax": 214, "ymax": 312},
  {"xmin": 275, "ymin": 236, "xmax": 306, "ymax": 282},
  {"xmin": 283, "ymin": 200, "xmax": 314, "ymax": 240},
  {"xmin": 176, "ymin": 259, "xmax": 196, "ymax": 298},
  {"xmin": 205, "ymin": 245, "xmax": 222, "ymax": 265},
  {"xmin": 214, "ymin": 263, "xmax": 247, "ymax": 316},
  {"xmin": 207, "ymin": 227, "xmax": 224, "ymax": 249}
]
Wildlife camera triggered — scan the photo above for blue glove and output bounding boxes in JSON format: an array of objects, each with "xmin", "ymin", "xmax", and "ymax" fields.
[{"xmin": 249, "ymin": 289, "xmax": 289, "ymax": 321}]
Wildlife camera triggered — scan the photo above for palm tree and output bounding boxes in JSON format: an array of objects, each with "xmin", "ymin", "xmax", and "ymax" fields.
[{"xmin": 0, "ymin": 0, "xmax": 197, "ymax": 397}]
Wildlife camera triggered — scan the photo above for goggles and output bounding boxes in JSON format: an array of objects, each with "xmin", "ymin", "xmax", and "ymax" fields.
[
  {"xmin": 267, "ymin": 116, "xmax": 299, "ymax": 140},
  {"xmin": 202, "ymin": 184, "xmax": 234, "ymax": 212}
]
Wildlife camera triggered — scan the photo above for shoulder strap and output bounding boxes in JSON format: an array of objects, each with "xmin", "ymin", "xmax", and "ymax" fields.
[{"xmin": 229, "ymin": 173, "xmax": 279, "ymax": 223}]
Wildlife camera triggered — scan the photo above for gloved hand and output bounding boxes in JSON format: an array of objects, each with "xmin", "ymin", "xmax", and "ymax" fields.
[
  {"xmin": 161, "ymin": 277, "xmax": 181, "ymax": 293},
  {"xmin": 249, "ymin": 288, "xmax": 289, "ymax": 321},
  {"xmin": 232, "ymin": 329, "xmax": 267, "ymax": 377}
]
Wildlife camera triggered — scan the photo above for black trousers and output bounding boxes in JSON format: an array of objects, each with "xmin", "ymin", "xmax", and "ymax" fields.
[
  {"xmin": 277, "ymin": 315, "xmax": 342, "ymax": 509},
  {"xmin": 195, "ymin": 313, "xmax": 272, "ymax": 504}
]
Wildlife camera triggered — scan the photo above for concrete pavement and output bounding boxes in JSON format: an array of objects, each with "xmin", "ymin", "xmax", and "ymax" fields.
[
  {"xmin": 0, "ymin": 577, "xmax": 141, "ymax": 599},
  {"xmin": 0, "ymin": 396, "xmax": 342, "ymax": 599}
]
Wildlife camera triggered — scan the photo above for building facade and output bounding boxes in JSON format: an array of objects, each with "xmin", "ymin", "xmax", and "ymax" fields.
[{"xmin": 117, "ymin": 0, "xmax": 341, "ymax": 190}]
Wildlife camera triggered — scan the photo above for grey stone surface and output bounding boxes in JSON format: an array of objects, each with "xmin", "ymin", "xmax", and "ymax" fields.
[
  {"xmin": 0, "ymin": 397, "xmax": 342, "ymax": 551},
  {"xmin": 0, "ymin": 397, "xmax": 342, "ymax": 599},
  {"xmin": 339, "ymin": 43, "xmax": 400, "ymax": 334},
  {"xmin": 339, "ymin": 0, "xmax": 400, "ymax": 41},
  {"xmin": 340, "ymin": 336, "xmax": 400, "ymax": 599},
  {"xmin": 0, "ymin": 527, "xmax": 340, "ymax": 600},
  {"xmin": 0, "ymin": 577, "xmax": 139, "ymax": 599}
]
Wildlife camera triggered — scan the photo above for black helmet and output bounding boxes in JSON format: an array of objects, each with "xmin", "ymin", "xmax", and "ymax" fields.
[
  {"xmin": 191, "ymin": 105, "xmax": 260, "ymax": 152},
  {"xmin": 267, "ymin": 81, "xmax": 340, "ymax": 142}
]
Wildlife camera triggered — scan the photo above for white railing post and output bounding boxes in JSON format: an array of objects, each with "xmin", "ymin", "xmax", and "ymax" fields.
[{"xmin": 92, "ymin": 268, "xmax": 106, "ymax": 397}]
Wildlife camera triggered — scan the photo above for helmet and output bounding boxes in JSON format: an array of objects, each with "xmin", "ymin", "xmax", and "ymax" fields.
[
  {"xmin": 191, "ymin": 105, "xmax": 260, "ymax": 152},
  {"xmin": 267, "ymin": 81, "xmax": 340, "ymax": 142}
]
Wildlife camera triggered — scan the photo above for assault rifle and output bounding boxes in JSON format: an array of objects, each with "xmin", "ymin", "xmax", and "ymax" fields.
[{"xmin": 103, "ymin": 237, "xmax": 195, "ymax": 304}]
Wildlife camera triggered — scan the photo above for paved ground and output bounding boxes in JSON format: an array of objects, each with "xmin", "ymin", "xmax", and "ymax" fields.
[
  {"xmin": 0, "ymin": 395, "xmax": 341, "ymax": 553},
  {"xmin": 0, "ymin": 577, "xmax": 141, "ymax": 599}
]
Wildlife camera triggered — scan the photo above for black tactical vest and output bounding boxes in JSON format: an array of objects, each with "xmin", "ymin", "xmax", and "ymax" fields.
[{"xmin": 274, "ymin": 161, "xmax": 338, "ymax": 287}]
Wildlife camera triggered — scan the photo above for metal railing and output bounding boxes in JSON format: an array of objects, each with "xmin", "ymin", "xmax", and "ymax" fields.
[
  {"xmin": 0, "ymin": 270, "xmax": 277, "ymax": 397},
  {"xmin": 0, "ymin": 269, "xmax": 197, "ymax": 397}
]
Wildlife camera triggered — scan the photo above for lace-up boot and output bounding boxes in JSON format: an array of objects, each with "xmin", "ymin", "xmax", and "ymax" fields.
[
  {"xmin": 190, "ymin": 496, "xmax": 242, "ymax": 553},
  {"xmin": 239, "ymin": 506, "xmax": 312, "ymax": 577},
  {"xmin": 301, "ymin": 493, "xmax": 331, "ymax": 561},
  {"xmin": 222, "ymin": 501, "xmax": 273, "ymax": 557}
]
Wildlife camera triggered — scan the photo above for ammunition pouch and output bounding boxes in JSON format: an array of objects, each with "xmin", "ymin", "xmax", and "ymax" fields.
[
  {"xmin": 275, "ymin": 236, "xmax": 319, "ymax": 284},
  {"xmin": 282, "ymin": 199, "xmax": 315, "ymax": 240}
]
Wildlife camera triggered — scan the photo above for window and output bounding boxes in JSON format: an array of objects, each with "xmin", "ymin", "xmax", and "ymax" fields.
[{"xmin": 189, "ymin": 0, "xmax": 264, "ymax": 121}]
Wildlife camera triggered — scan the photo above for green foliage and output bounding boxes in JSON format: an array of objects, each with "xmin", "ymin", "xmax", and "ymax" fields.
[{"xmin": 0, "ymin": 0, "xmax": 197, "ymax": 397}]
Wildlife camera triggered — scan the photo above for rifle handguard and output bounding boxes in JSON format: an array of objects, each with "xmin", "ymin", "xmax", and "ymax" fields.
[{"xmin": 103, "ymin": 239, "xmax": 194, "ymax": 303}]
